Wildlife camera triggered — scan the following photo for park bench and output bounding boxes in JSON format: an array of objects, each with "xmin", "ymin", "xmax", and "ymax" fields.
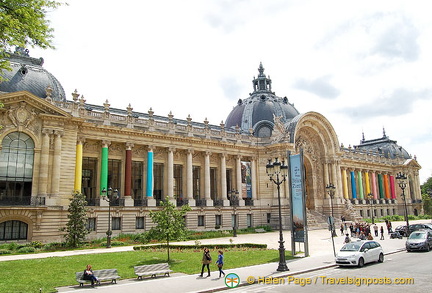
[
  {"xmin": 255, "ymin": 228, "xmax": 266, "ymax": 233},
  {"xmin": 134, "ymin": 263, "xmax": 173, "ymax": 279},
  {"xmin": 76, "ymin": 269, "xmax": 121, "ymax": 287}
]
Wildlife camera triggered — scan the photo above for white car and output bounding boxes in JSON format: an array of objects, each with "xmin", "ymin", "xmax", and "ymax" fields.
[{"xmin": 335, "ymin": 240, "xmax": 384, "ymax": 267}]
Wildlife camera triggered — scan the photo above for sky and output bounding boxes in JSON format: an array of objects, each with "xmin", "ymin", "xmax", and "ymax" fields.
[{"xmin": 30, "ymin": 0, "xmax": 432, "ymax": 184}]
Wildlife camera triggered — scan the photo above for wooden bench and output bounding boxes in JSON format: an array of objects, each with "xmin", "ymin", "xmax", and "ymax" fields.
[
  {"xmin": 76, "ymin": 269, "xmax": 121, "ymax": 287},
  {"xmin": 134, "ymin": 263, "xmax": 172, "ymax": 279},
  {"xmin": 255, "ymin": 228, "xmax": 266, "ymax": 233}
]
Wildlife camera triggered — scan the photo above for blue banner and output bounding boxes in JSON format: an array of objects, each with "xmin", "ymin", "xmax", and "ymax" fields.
[{"xmin": 290, "ymin": 154, "xmax": 305, "ymax": 242}]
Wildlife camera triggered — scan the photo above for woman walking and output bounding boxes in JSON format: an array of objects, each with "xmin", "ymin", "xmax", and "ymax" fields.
[
  {"xmin": 199, "ymin": 247, "xmax": 212, "ymax": 277},
  {"xmin": 216, "ymin": 250, "xmax": 225, "ymax": 278}
]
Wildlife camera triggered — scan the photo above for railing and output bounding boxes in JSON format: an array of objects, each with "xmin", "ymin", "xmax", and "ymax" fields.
[
  {"xmin": 85, "ymin": 198, "xmax": 99, "ymax": 206},
  {"xmin": 0, "ymin": 196, "xmax": 31, "ymax": 206},
  {"xmin": 213, "ymin": 199, "xmax": 224, "ymax": 207},
  {"xmin": 230, "ymin": 198, "xmax": 239, "ymax": 207},
  {"xmin": 244, "ymin": 198, "xmax": 254, "ymax": 206},
  {"xmin": 176, "ymin": 198, "xmax": 189, "ymax": 207},
  {"xmin": 134, "ymin": 198, "xmax": 148, "ymax": 206},
  {"xmin": 195, "ymin": 199, "xmax": 207, "ymax": 207}
]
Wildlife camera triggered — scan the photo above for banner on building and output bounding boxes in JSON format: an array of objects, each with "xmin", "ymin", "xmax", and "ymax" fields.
[
  {"xmin": 241, "ymin": 161, "xmax": 252, "ymax": 198},
  {"xmin": 288, "ymin": 149, "xmax": 308, "ymax": 256}
]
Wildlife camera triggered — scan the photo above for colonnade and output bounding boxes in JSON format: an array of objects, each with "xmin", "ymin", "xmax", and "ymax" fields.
[{"xmin": 73, "ymin": 140, "xmax": 258, "ymax": 205}]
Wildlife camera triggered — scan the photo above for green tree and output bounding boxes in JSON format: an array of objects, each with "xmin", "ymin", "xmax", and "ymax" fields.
[
  {"xmin": 63, "ymin": 192, "xmax": 89, "ymax": 247},
  {"xmin": 0, "ymin": 0, "xmax": 64, "ymax": 78},
  {"xmin": 149, "ymin": 198, "xmax": 191, "ymax": 261},
  {"xmin": 421, "ymin": 176, "xmax": 432, "ymax": 215}
]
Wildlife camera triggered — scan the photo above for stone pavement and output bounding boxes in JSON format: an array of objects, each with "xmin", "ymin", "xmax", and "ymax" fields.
[{"xmin": 2, "ymin": 220, "xmax": 425, "ymax": 292}]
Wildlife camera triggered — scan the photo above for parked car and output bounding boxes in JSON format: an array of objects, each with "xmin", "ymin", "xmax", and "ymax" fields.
[
  {"xmin": 335, "ymin": 240, "xmax": 384, "ymax": 267},
  {"xmin": 408, "ymin": 223, "xmax": 432, "ymax": 234},
  {"xmin": 394, "ymin": 225, "xmax": 408, "ymax": 237},
  {"xmin": 406, "ymin": 230, "xmax": 432, "ymax": 252}
]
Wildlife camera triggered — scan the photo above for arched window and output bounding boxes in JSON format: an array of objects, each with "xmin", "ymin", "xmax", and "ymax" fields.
[
  {"xmin": 0, "ymin": 132, "xmax": 34, "ymax": 205},
  {"xmin": 0, "ymin": 220, "xmax": 28, "ymax": 240}
]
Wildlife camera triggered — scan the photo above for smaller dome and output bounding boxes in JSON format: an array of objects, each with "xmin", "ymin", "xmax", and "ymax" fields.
[
  {"xmin": 0, "ymin": 48, "xmax": 66, "ymax": 101},
  {"xmin": 225, "ymin": 63, "xmax": 299, "ymax": 137}
]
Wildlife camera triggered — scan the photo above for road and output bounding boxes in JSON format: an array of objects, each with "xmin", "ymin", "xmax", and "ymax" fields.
[{"xmin": 227, "ymin": 251, "xmax": 432, "ymax": 293}]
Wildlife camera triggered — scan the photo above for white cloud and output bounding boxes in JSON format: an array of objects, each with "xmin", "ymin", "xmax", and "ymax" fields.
[{"xmin": 30, "ymin": 0, "xmax": 432, "ymax": 183}]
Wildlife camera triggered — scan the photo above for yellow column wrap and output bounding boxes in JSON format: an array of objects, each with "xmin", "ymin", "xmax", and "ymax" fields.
[
  {"xmin": 342, "ymin": 168, "xmax": 349, "ymax": 199},
  {"xmin": 74, "ymin": 142, "xmax": 83, "ymax": 193},
  {"xmin": 365, "ymin": 172, "xmax": 371, "ymax": 195}
]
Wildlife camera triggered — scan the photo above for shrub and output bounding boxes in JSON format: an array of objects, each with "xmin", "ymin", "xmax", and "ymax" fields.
[
  {"xmin": 0, "ymin": 249, "xmax": 11, "ymax": 255},
  {"xmin": 5, "ymin": 242, "xmax": 18, "ymax": 251},
  {"xmin": 17, "ymin": 247, "xmax": 36, "ymax": 254},
  {"xmin": 30, "ymin": 241, "xmax": 44, "ymax": 248},
  {"xmin": 42, "ymin": 242, "xmax": 64, "ymax": 251}
]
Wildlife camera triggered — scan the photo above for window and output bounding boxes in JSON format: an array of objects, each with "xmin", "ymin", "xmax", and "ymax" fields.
[
  {"xmin": 0, "ymin": 132, "xmax": 34, "ymax": 203},
  {"xmin": 0, "ymin": 220, "xmax": 28, "ymax": 240},
  {"xmin": 247, "ymin": 214, "xmax": 252, "ymax": 228},
  {"xmin": 136, "ymin": 217, "xmax": 144, "ymax": 229},
  {"xmin": 267, "ymin": 213, "xmax": 271, "ymax": 224},
  {"xmin": 359, "ymin": 210, "xmax": 363, "ymax": 217},
  {"xmin": 174, "ymin": 164, "xmax": 183, "ymax": 198},
  {"xmin": 198, "ymin": 215, "xmax": 205, "ymax": 227},
  {"xmin": 86, "ymin": 218, "xmax": 96, "ymax": 231},
  {"xmin": 112, "ymin": 217, "xmax": 121, "ymax": 230},
  {"xmin": 210, "ymin": 168, "xmax": 217, "ymax": 200},
  {"xmin": 108, "ymin": 159, "xmax": 121, "ymax": 191},
  {"xmin": 154, "ymin": 163, "xmax": 164, "ymax": 200},
  {"xmin": 132, "ymin": 161, "xmax": 143, "ymax": 198},
  {"xmin": 82, "ymin": 157, "xmax": 97, "ymax": 204},
  {"xmin": 226, "ymin": 169, "xmax": 232, "ymax": 195},
  {"xmin": 193, "ymin": 166, "xmax": 200, "ymax": 199},
  {"xmin": 215, "ymin": 215, "xmax": 222, "ymax": 226}
]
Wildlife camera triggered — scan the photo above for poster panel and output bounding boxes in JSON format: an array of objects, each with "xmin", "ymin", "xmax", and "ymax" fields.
[{"xmin": 290, "ymin": 154, "xmax": 305, "ymax": 242}]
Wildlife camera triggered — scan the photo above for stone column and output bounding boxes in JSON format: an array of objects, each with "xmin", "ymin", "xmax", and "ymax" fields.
[
  {"xmin": 186, "ymin": 149, "xmax": 195, "ymax": 206},
  {"xmin": 50, "ymin": 130, "xmax": 63, "ymax": 197},
  {"xmin": 167, "ymin": 147, "xmax": 175, "ymax": 199},
  {"xmin": 236, "ymin": 155, "xmax": 245, "ymax": 206},
  {"xmin": 220, "ymin": 153, "xmax": 229, "ymax": 206},
  {"xmin": 74, "ymin": 138, "xmax": 84, "ymax": 193},
  {"xmin": 204, "ymin": 151, "xmax": 212, "ymax": 203},
  {"xmin": 251, "ymin": 157, "xmax": 257, "ymax": 200},
  {"xmin": 123, "ymin": 143, "xmax": 134, "ymax": 206},
  {"xmin": 38, "ymin": 129, "xmax": 51, "ymax": 197}
]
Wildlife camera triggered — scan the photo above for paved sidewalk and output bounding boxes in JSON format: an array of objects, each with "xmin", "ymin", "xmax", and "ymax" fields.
[{"xmin": 1, "ymin": 220, "xmax": 423, "ymax": 292}]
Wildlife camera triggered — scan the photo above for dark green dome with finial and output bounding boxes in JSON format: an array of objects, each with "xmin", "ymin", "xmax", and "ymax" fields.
[
  {"xmin": 0, "ymin": 47, "xmax": 66, "ymax": 101},
  {"xmin": 225, "ymin": 63, "xmax": 299, "ymax": 137}
]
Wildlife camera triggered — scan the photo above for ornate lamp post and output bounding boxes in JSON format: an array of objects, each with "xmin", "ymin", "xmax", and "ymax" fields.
[
  {"xmin": 396, "ymin": 172, "xmax": 410, "ymax": 236},
  {"xmin": 101, "ymin": 187, "xmax": 119, "ymax": 248},
  {"xmin": 228, "ymin": 190, "xmax": 239, "ymax": 237},
  {"xmin": 367, "ymin": 193, "xmax": 374, "ymax": 224},
  {"xmin": 325, "ymin": 183, "xmax": 336, "ymax": 256},
  {"xmin": 266, "ymin": 158, "xmax": 289, "ymax": 272}
]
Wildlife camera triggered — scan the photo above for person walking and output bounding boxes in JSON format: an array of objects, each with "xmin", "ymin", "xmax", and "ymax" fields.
[
  {"xmin": 373, "ymin": 224, "xmax": 378, "ymax": 237},
  {"xmin": 380, "ymin": 226, "xmax": 385, "ymax": 240},
  {"xmin": 199, "ymin": 247, "xmax": 212, "ymax": 277},
  {"xmin": 340, "ymin": 224, "xmax": 344, "ymax": 236},
  {"xmin": 82, "ymin": 264, "xmax": 98, "ymax": 287},
  {"xmin": 215, "ymin": 250, "xmax": 225, "ymax": 278}
]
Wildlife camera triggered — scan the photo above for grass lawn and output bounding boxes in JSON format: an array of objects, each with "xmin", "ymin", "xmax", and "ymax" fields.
[{"xmin": 0, "ymin": 247, "xmax": 294, "ymax": 293}]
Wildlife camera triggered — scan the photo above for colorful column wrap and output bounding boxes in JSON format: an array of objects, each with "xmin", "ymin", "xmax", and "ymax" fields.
[
  {"xmin": 342, "ymin": 169, "xmax": 349, "ymax": 199},
  {"xmin": 390, "ymin": 175, "xmax": 396, "ymax": 199},
  {"xmin": 146, "ymin": 150, "xmax": 153, "ymax": 197},
  {"xmin": 74, "ymin": 141, "xmax": 83, "ymax": 193},
  {"xmin": 350, "ymin": 171, "xmax": 357, "ymax": 199},
  {"xmin": 364, "ymin": 172, "xmax": 371, "ymax": 195},
  {"xmin": 124, "ymin": 148, "xmax": 132, "ymax": 197},
  {"xmin": 100, "ymin": 146, "xmax": 108, "ymax": 195},
  {"xmin": 384, "ymin": 174, "xmax": 390, "ymax": 199},
  {"xmin": 378, "ymin": 173, "xmax": 384, "ymax": 199},
  {"xmin": 357, "ymin": 171, "xmax": 364, "ymax": 200},
  {"xmin": 371, "ymin": 172, "xmax": 378, "ymax": 200}
]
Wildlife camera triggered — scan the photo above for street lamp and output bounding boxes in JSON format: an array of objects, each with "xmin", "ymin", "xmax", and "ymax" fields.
[
  {"xmin": 396, "ymin": 172, "xmax": 410, "ymax": 236},
  {"xmin": 101, "ymin": 187, "xmax": 119, "ymax": 248},
  {"xmin": 325, "ymin": 183, "xmax": 336, "ymax": 256},
  {"xmin": 266, "ymin": 158, "xmax": 289, "ymax": 272},
  {"xmin": 367, "ymin": 193, "xmax": 374, "ymax": 224},
  {"xmin": 228, "ymin": 190, "xmax": 239, "ymax": 237}
]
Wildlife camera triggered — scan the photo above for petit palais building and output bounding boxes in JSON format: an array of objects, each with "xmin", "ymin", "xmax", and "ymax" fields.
[{"xmin": 0, "ymin": 50, "xmax": 422, "ymax": 243}]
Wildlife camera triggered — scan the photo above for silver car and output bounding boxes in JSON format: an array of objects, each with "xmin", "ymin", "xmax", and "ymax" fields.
[
  {"xmin": 406, "ymin": 230, "xmax": 432, "ymax": 252},
  {"xmin": 335, "ymin": 240, "xmax": 384, "ymax": 267}
]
